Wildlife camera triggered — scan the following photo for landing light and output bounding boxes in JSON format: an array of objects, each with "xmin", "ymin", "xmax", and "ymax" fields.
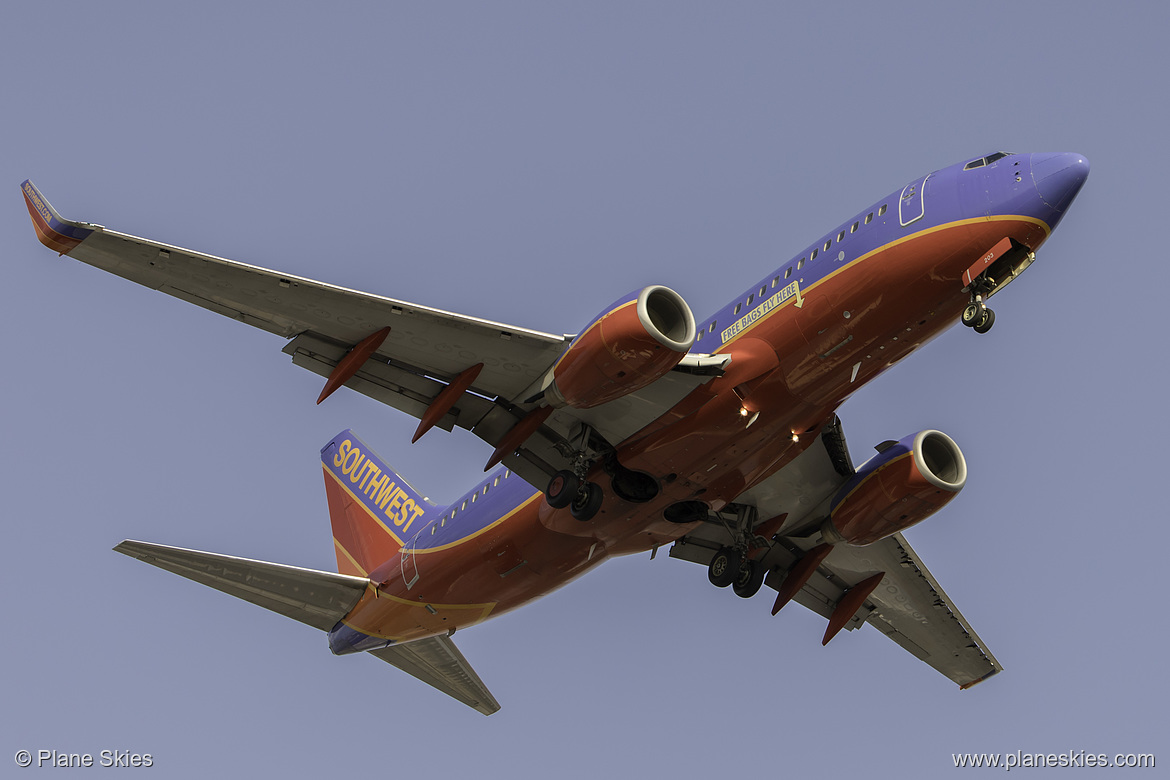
[
  {"xmin": 739, "ymin": 407, "xmax": 750, "ymax": 417},
  {"xmin": 791, "ymin": 433, "xmax": 800, "ymax": 443}
]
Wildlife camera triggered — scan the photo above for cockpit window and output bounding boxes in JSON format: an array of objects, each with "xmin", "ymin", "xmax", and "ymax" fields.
[{"xmin": 964, "ymin": 151, "xmax": 1013, "ymax": 171}]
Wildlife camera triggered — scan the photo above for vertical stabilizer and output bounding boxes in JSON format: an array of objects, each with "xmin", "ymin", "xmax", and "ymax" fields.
[{"xmin": 321, "ymin": 430, "xmax": 439, "ymax": 576}]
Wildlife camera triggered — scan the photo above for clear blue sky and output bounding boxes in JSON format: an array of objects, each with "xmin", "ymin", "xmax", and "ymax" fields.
[{"xmin": 2, "ymin": 2, "xmax": 1165, "ymax": 777}]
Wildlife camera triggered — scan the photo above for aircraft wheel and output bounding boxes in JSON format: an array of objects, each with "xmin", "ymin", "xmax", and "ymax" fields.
[
  {"xmin": 546, "ymin": 470, "xmax": 580, "ymax": 509},
  {"xmin": 732, "ymin": 559, "xmax": 767, "ymax": 599},
  {"xmin": 961, "ymin": 303, "xmax": 983, "ymax": 328},
  {"xmin": 570, "ymin": 481, "xmax": 604, "ymax": 522},
  {"xmin": 973, "ymin": 308, "xmax": 996, "ymax": 334},
  {"xmin": 708, "ymin": 547, "xmax": 742, "ymax": 588}
]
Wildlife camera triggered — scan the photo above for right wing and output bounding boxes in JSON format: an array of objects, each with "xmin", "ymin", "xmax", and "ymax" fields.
[
  {"xmin": 668, "ymin": 417, "xmax": 1002, "ymax": 689},
  {"xmin": 24, "ymin": 181, "xmax": 722, "ymax": 487}
]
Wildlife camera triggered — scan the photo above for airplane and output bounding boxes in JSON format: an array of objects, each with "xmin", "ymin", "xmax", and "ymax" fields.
[{"xmin": 22, "ymin": 150, "xmax": 1089, "ymax": 714}]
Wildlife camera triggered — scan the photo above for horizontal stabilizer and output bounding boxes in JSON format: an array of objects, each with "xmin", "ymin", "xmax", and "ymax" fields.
[
  {"xmin": 371, "ymin": 636, "xmax": 501, "ymax": 715},
  {"xmin": 114, "ymin": 540, "xmax": 368, "ymax": 632}
]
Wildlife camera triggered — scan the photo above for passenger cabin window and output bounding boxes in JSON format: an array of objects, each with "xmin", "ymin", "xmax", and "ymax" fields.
[
  {"xmin": 709, "ymin": 322, "xmax": 716, "ymax": 332},
  {"xmin": 747, "ymin": 294, "xmax": 754, "ymax": 306},
  {"xmin": 878, "ymin": 204, "xmax": 887, "ymax": 216},
  {"xmin": 759, "ymin": 285, "xmax": 766, "ymax": 297},
  {"xmin": 851, "ymin": 222, "xmax": 859, "ymax": 233},
  {"xmin": 784, "ymin": 267, "xmax": 792, "ymax": 279},
  {"xmin": 865, "ymin": 213, "xmax": 873, "ymax": 224},
  {"xmin": 734, "ymin": 303, "xmax": 742, "ymax": 315},
  {"xmin": 797, "ymin": 257, "xmax": 805, "ymax": 270},
  {"xmin": 824, "ymin": 240, "xmax": 831, "ymax": 252},
  {"xmin": 838, "ymin": 230, "xmax": 845, "ymax": 242},
  {"xmin": 811, "ymin": 248, "xmax": 817, "ymax": 260}
]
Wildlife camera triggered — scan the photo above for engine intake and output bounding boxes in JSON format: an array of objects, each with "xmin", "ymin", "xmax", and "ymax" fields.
[
  {"xmin": 546, "ymin": 285, "xmax": 696, "ymax": 409},
  {"xmin": 824, "ymin": 430, "xmax": 966, "ymax": 546}
]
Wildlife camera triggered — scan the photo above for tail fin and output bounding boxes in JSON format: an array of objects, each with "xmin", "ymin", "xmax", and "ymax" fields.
[{"xmin": 321, "ymin": 430, "xmax": 439, "ymax": 577}]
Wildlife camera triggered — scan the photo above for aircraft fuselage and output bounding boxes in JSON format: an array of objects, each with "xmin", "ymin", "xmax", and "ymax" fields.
[{"xmin": 325, "ymin": 152, "xmax": 1090, "ymax": 653}]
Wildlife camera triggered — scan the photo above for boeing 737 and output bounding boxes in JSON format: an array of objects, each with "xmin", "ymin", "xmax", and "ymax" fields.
[{"xmin": 22, "ymin": 150, "xmax": 1089, "ymax": 714}]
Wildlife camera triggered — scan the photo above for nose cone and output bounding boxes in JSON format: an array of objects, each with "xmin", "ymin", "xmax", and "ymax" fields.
[{"xmin": 1031, "ymin": 152, "xmax": 1090, "ymax": 214}]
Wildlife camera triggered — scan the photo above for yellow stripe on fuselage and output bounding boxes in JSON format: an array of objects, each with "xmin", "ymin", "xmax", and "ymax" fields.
[
  {"xmin": 715, "ymin": 215, "xmax": 1050, "ymax": 350},
  {"xmin": 412, "ymin": 491, "xmax": 544, "ymax": 555}
]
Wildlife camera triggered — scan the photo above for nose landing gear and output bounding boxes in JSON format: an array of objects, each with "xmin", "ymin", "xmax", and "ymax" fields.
[{"xmin": 961, "ymin": 292, "xmax": 995, "ymax": 334}]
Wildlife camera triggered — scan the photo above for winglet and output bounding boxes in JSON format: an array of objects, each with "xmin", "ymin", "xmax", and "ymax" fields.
[{"xmin": 21, "ymin": 180, "xmax": 96, "ymax": 255}]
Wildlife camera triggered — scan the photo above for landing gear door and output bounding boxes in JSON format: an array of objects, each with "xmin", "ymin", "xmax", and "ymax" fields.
[{"xmin": 899, "ymin": 173, "xmax": 930, "ymax": 227}]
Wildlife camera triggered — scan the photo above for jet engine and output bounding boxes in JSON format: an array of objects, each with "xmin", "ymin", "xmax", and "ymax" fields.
[
  {"xmin": 545, "ymin": 285, "xmax": 696, "ymax": 409},
  {"xmin": 824, "ymin": 430, "xmax": 967, "ymax": 546}
]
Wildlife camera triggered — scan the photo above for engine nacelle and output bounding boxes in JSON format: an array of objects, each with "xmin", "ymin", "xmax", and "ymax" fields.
[
  {"xmin": 824, "ymin": 430, "xmax": 967, "ymax": 546},
  {"xmin": 546, "ymin": 285, "xmax": 696, "ymax": 409}
]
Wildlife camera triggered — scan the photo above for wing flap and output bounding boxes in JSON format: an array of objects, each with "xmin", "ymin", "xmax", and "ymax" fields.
[
  {"xmin": 822, "ymin": 533, "xmax": 1002, "ymax": 687},
  {"xmin": 284, "ymin": 332, "xmax": 497, "ymax": 432},
  {"xmin": 113, "ymin": 540, "xmax": 368, "ymax": 632},
  {"xmin": 371, "ymin": 636, "xmax": 501, "ymax": 715}
]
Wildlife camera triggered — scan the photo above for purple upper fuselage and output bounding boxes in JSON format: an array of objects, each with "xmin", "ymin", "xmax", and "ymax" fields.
[{"xmin": 695, "ymin": 151, "xmax": 1090, "ymax": 349}]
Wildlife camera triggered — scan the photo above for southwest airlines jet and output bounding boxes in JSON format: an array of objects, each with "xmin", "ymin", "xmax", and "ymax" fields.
[{"xmin": 22, "ymin": 151, "xmax": 1089, "ymax": 714}]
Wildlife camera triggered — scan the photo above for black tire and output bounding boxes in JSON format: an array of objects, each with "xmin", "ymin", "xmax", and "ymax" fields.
[
  {"xmin": 973, "ymin": 308, "xmax": 996, "ymax": 334},
  {"xmin": 708, "ymin": 547, "xmax": 742, "ymax": 588},
  {"xmin": 570, "ymin": 481, "xmax": 604, "ymax": 521},
  {"xmin": 961, "ymin": 303, "xmax": 982, "ymax": 327},
  {"xmin": 732, "ymin": 559, "xmax": 767, "ymax": 599},
  {"xmin": 546, "ymin": 470, "xmax": 580, "ymax": 509}
]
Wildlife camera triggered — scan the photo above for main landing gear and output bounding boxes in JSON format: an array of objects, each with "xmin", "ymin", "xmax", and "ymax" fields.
[
  {"xmin": 705, "ymin": 505, "xmax": 769, "ymax": 599},
  {"xmin": 546, "ymin": 469, "xmax": 603, "ymax": 522},
  {"xmin": 544, "ymin": 423, "xmax": 659, "ymax": 522},
  {"xmin": 961, "ymin": 294, "xmax": 996, "ymax": 334}
]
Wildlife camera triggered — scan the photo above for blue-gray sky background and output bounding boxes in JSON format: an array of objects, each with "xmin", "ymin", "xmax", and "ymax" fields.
[{"xmin": 2, "ymin": 2, "xmax": 1165, "ymax": 777}]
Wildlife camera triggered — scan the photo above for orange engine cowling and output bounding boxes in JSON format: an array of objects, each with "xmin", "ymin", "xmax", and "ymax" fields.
[
  {"xmin": 824, "ymin": 430, "xmax": 967, "ymax": 546},
  {"xmin": 546, "ymin": 285, "xmax": 696, "ymax": 409}
]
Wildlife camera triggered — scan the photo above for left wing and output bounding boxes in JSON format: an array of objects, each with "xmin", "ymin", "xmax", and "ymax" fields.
[
  {"xmin": 23, "ymin": 181, "xmax": 720, "ymax": 485},
  {"xmin": 668, "ymin": 417, "xmax": 1002, "ymax": 689}
]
